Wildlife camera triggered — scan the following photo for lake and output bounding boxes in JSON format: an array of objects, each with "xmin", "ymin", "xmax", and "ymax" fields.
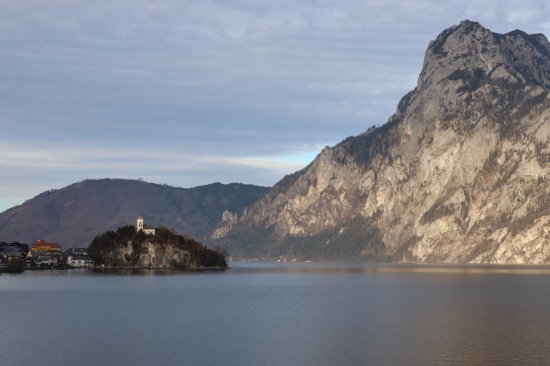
[{"xmin": 2, "ymin": 262, "xmax": 550, "ymax": 365}]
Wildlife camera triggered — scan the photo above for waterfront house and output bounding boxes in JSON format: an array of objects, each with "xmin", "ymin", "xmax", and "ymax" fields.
[
  {"xmin": 0, "ymin": 243, "xmax": 27, "ymax": 268},
  {"xmin": 1, "ymin": 246, "xmax": 25, "ymax": 260},
  {"xmin": 33, "ymin": 255, "xmax": 57, "ymax": 268},
  {"xmin": 67, "ymin": 255, "xmax": 94, "ymax": 268}
]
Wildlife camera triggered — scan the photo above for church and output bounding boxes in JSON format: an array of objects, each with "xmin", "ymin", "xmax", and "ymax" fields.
[{"xmin": 136, "ymin": 214, "xmax": 156, "ymax": 235}]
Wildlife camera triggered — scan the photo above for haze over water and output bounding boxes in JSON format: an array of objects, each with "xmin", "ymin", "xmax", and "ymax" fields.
[{"xmin": 2, "ymin": 262, "xmax": 550, "ymax": 366}]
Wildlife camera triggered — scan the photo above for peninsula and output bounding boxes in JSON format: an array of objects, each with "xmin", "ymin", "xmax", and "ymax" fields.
[{"xmin": 88, "ymin": 215, "xmax": 227, "ymax": 269}]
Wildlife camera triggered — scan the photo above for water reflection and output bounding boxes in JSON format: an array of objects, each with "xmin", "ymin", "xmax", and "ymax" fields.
[
  {"xmin": 229, "ymin": 262, "xmax": 550, "ymax": 275},
  {"xmin": 8, "ymin": 263, "xmax": 550, "ymax": 278},
  {"xmin": 88, "ymin": 267, "xmax": 227, "ymax": 276},
  {"xmin": 3, "ymin": 262, "xmax": 550, "ymax": 365}
]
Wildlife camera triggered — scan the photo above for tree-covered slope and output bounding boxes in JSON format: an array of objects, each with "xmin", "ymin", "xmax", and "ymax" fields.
[{"xmin": 88, "ymin": 225, "xmax": 227, "ymax": 269}]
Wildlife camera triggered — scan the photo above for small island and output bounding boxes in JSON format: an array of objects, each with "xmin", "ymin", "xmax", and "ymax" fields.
[{"xmin": 88, "ymin": 215, "xmax": 227, "ymax": 269}]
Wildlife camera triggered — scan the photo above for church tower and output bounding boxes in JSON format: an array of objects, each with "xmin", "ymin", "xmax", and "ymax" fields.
[{"xmin": 137, "ymin": 214, "xmax": 144, "ymax": 232}]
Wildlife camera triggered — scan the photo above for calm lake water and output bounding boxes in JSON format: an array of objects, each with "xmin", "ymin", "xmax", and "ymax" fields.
[{"xmin": 3, "ymin": 262, "xmax": 550, "ymax": 366}]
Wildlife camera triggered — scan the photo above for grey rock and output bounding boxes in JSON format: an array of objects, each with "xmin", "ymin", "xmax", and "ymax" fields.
[{"xmin": 217, "ymin": 20, "xmax": 550, "ymax": 263}]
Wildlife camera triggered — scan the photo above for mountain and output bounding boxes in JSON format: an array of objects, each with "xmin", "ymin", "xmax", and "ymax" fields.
[
  {"xmin": 0, "ymin": 179, "xmax": 268, "ymax": 248},
  {"xmin": 215, "ymin": 20, "xmax": 550, "ymax": 263}
]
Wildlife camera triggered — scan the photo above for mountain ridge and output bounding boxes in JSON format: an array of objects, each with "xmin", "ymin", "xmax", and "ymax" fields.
[
  {"xmin": 5, "ymin": 20, "xmax": 550, "ymax": 263},
  {"xmin": 214, "ymin": 20, "xmax": 550, "ymax": 263},
  {"xmin": 0, "ymin": 179, "xmax": 268, "ymax": 248}
]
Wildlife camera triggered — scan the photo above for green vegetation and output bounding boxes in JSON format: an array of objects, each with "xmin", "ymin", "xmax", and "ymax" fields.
[
  {"xmin": 430, "ymin": 26, "xmax": 454, "ymax": 57},
  {"xmin": 226, "ymin": 215, "xmax": 390, "ymax": 262},
  {"xmin": 447, "ymin": 67, "xmax": 486, "ymax": 93},
  {"xmin": 274, "ymin": 217, "xmax": 389, "ymax": 262},
  {"xmin": 420, "ymin": 200, "xmax": 454, "ymax": 224},
  {"xmin": 337, "ymin": 114, "xmax": 401, "ymax": 169}
]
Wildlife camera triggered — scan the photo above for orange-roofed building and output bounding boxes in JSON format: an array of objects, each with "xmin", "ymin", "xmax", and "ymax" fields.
[{"xmin": 31, "ymin": 240, "xmax": 61, "ymax": 252}]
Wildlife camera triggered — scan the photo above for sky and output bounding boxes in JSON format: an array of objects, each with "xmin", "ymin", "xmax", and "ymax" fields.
[{"xmin": 2, "ymin": 0, "xmax": 550, "ymax": 212}]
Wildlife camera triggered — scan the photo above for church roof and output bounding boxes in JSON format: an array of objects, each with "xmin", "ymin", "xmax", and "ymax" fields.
[{"xmin": 137, "ymin": 214, "xmax": 143, "ymax": 219}]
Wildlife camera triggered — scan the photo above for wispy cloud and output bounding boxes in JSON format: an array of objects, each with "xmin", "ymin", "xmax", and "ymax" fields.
[
  {"xmin": 2, "ymin": 0, "xmax": 550, "ymax": 212},
  {"xmin": 0, "ymin": 141, "xmax": 317, "ymax": 199}
]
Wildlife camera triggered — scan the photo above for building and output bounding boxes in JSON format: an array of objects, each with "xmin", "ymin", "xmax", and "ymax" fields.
[
  {"xmin": 33, "ymin": 255, "xmax": 58, "ymax": 268},
  {"xmin": 64, "ymin": 247, "xmax": 94, "ymax": 268},
  {"xmin": 1, "ymin": 246, "xmax": 26, "ymax": 260},
  {"xmin": 31, "ymin": 240, "xmax": 61, "ymax": 253},
  {"xmin": 136, "ymin": 214, "xmax": 155, "ymax": 235},
  {"xmin": 67, "ymin": 255, "xmax": 94, "ymax": 268},
  {"xmin": 64, "ymin": 248, "xmax": 88, "ymax": 256},
  {"xmin": 0, "ymin": 242, "xmax": 29, "ymax": 260}
]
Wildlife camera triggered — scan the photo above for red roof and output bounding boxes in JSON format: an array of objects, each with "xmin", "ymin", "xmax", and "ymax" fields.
[{"xmin": 31, "ymin": 240, "xmax": 61, "ymax": 249}]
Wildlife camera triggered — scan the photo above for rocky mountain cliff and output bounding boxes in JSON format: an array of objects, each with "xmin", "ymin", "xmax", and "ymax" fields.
[
  {"xmin": 216, "ymin": 20, "xmax": 550, "ymax": 263},
  {"xmin": 0, "ymin": 179, "xmax": 267, "ymax": 248}
]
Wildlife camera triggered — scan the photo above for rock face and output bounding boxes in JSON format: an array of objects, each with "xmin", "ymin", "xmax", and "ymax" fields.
[
  {"xmin": 211, "ymin": 210, "xmax": 239, "ymax": 239},
  {"xmin": 216, "ymin": 20, "xmax": 550, "ymax": 263},
  {"xmin": 89, "ymin": 226, "xmax": 227, "ymax": 268},
  {"xmin": 107, "ymin": 240, "xmax": 193, "ymax": 268}
]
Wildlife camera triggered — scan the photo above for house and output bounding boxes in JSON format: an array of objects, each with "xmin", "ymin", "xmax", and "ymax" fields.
[
  {"xmin": 1, "ymin": 246, "xmax": 25, "ymax": 260},
  {"xmin": 0, "ymin": 242, "xmax": 28, "ymax": 259},
  {"xmin": 33, "ymin": 255, "xmax": 58, "ymax": 268},
  {"xmin": 31, "ymin": 240, "xmax": 61, "ymax": 253},
  {"xmin": 64, "ymin": 248, "xmax": 93, "ymax": 268},
  {"xmin": 136, "ymin": 214, "xmax": 155, "ymax": 235},
  {"xmin": 64, "ymin": 248, "xmax": 88, "ymax": 256},
  {"xmin": 67, "ymin": 255, "xmax": 94, "ymax": 268}
]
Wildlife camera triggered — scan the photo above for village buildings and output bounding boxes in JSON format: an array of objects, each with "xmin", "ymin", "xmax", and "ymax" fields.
[
  {"xmin": 1, "ymin": 240, "xmax": 94, "ymax": 270},
  {"xmin": 1, "ymin": 213, "xmax": 157, "ymax": 270}
]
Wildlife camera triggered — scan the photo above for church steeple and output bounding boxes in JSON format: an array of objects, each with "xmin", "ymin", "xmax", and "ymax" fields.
[
  {"xmin": 137, "ymin": 214, "xmax": 144, "ymax": 232},
  {"xmin": 136, "ymin": 214, "xmax": 155, "ymax": 235}
]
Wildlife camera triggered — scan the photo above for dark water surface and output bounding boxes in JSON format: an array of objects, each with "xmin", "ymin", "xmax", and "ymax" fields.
[{"xmin": 2, "ymin": 262, "xmax": 550, "ymax": 365}]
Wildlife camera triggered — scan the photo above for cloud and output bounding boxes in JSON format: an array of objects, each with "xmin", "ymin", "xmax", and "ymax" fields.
[
  {"xmin": 0, "ymin": 141, "xmax": 318, "ymax": 209},
  {"xmin": 2, "ymin": 0, "xmax": 550, "ymax": 212}
]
